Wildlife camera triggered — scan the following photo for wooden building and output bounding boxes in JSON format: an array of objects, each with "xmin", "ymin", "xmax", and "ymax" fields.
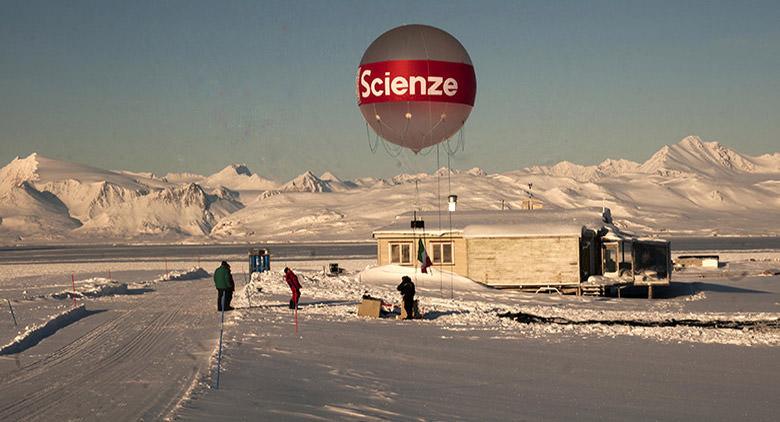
[{"xmin": 372, "ymin": 208, "xmax": 671, "ymax": 294}]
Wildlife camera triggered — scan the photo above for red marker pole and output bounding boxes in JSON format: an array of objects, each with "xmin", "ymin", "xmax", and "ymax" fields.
[{"xmin": 71, "ymin": 273, "xmax": 76, "ymax": 307}]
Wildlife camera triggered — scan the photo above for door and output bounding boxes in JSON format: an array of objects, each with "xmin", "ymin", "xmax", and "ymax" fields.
[{"xmin": 602, "ymin": 243, "xmax": 619, "ymax": 276}]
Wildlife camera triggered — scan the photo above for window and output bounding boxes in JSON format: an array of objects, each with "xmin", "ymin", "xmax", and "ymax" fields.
[
  {"xmin": 603, "ymin": 244, "xmax": 618, "ymax": 274},
  {"xmin": 430, "ymin": 242, "xmax": 453, "ymax": 264},
  {"xmin": 389, "ymin": 242, "xmax": 412, "ymax": 264},
  {"xmin": 634, "ymin": 242, "xmax": 670, "ymax": 279}
]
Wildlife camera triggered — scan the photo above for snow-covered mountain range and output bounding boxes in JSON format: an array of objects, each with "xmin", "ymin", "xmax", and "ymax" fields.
[{"xmin": 1, "ymin": 136, "xmax": 778, "ymax": 243}]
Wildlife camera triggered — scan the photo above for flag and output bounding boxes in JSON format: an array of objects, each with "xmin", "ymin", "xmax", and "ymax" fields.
[{"xmin": 417, "ymin": 238, "xmax": 433, "ymax": 273}]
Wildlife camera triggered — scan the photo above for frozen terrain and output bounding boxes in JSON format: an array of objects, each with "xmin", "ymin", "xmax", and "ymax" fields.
[
  {"xmin": 0, "ymin": 245, "xmax": 778, "ymax": 420},
  {"xmin": 1, "ymin": 136, "xmax": 779, "ymax": 243},
  {"xmin": 176, "ymin": 253, "xmax": 780, "ymax": 421}
]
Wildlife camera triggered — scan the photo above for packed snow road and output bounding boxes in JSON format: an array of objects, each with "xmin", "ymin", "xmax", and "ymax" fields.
[
  {"xmin": 2, "ymin": 236, "xmax": 779, "ymax": 265},
  {"xmin": 0, "ymin": 276, "xmax": 220, "ymax": 421},
  {"xmin": 0, "ymin": 243, "xmax": 374, "ymax": 264}
]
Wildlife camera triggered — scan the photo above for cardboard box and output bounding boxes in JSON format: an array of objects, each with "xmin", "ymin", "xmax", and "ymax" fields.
[{"xmin": 357, "ymin": 298, "xmax": 382, "ymax": 318}]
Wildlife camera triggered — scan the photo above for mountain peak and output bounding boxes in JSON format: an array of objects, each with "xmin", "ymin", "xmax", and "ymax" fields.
[
  {"xmin": 640, "ymin": 136, "xmax": 756, "ymax": 177},
  {"xmin": 0, "ymin": 153, "xmax": 41, "ymax": 186},
  {"xmin": 319, "ymin": 171, "xmax": 342, "ymax": 182},
  {"xmin": 434, "ymin": 167, "xmax": 457, "ymax": 177},
  {"xmin": 229, "ymin": 163, "xmax": 252, "ymax": 176},
  {"xmin": 204, "ymin": 163, "xmax": 278, "ymax": 191},
  {"xmin": 679, "ymin": 135, "xmax": 704, "ymax": 148},
  {"xmin": 282, "ymin": 171, "xmax": 330, "ymax": 193},
  {"xmin": 466, "ymin": 167, "xmax": 487, "ymax": 176},
  {"xmin": 214, "ymin": 163, "xmax": 253, "ymax": 177}
]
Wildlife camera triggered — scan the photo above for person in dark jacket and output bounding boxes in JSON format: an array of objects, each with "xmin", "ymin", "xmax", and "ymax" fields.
[
  {"xmin": 397, "ymin": 275, "xmax": 416, "ymax": 320},
  {"xmin": 284, "ymin": 267, "xmax": 302, "ymax": 309},
  {"xmin": 214, "ymin": 261, "xmax": 235, "ymax": 311}
]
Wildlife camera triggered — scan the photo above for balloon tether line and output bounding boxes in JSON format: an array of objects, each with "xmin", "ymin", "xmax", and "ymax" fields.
[
  {"xmin": 366, "ymin": 122, "xmax": 378, "ymax": 153},
  {"xmin": 447, "ymin": 151, "xmax": 455, "ymax": 299},
  {"xmin": 436, "ymin": 143, "xmax": 443, "ymax": 297}
]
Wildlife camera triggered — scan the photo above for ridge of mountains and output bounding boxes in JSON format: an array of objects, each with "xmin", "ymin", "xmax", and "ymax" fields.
[{"xmin": 1, "ymin": 136, "xmax": 778, "ymax": 243}]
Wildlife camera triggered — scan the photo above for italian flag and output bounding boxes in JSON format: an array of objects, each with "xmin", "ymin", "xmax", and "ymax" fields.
[{"xmin": 418, "ymin": 238, "xmax": 433, "ymax": 273}]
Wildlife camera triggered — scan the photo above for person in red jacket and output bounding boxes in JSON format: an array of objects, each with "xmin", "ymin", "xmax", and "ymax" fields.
[{"xmin": 284, "ymin": 267, "xmax": 301, "ymax": 309}]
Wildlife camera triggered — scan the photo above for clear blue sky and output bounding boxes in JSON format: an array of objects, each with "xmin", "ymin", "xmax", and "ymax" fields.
[{"xmin": 1, "ymin": 0, "xmax": 778, "ymax": 181}]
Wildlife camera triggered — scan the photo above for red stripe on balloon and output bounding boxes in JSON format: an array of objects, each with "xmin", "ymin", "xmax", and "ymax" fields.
[{"xmin": 357, "ymin": 60, "xmax": 476, "ymax": 106}]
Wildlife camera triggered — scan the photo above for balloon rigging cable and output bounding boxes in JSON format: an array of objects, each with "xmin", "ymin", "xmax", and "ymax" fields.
[{"xmin": 366, "ymin": 120, "xmax": 462, "ymax": 158}]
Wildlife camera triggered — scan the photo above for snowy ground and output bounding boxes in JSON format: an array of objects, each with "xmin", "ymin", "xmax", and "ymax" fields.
[
  {"xmin": 0, "ymin": 275, "xmax": 220, "ymax": 420},
  {"xmin": 177, "ymin": 317, "xmax": 779, "ymax": 421},
  {"xmin": 175, "ymin": 254, "xmax": 779, "ymax": 421},
  {"xmin": 0, "ymin": 247, "xmax": 778, "ymax": 420}
]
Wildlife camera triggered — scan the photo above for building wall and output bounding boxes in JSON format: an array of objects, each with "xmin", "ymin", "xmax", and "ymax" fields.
[
  {"xmin": 375, "ymin": 235, "xmax": 468, "ymax": 276},
  {"xmin": 466, "ymin": 236, "xmax": 580, "ymax": 286}
]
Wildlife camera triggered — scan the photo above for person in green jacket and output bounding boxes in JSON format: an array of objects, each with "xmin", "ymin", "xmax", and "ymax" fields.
[{"xmin": 214, "ymin": 261, "xmax": 235, "ymax": 311}]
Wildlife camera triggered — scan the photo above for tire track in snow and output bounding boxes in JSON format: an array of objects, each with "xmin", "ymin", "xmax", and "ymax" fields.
[
  {"xmin": 0, "ymin": 310, "xmax": 133, "ymax": 384},
  {"xmin": 0, "ymin": 279, "xmax": 216, "ymax": 421},
  {"xmin": 14, "ymin": 307, "xmax": 185, "ymax": 421},
  {"xmin": 0, "ymin": 307, "xmax": 179, "ymax": 420}
]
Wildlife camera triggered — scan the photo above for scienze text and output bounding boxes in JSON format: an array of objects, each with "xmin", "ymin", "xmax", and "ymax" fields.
[
  {"xmin": 360, "ymin": 70, "xmax": 457, "ymax": 97},
  {"xmin": 357, "ymin": 60, "xmax": 476, "ymax": 106}
]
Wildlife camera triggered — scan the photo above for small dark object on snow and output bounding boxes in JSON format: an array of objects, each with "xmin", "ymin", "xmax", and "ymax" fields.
[{"xmin": 328, "ymin": 263, "xmax": 343, "ymax": 275}]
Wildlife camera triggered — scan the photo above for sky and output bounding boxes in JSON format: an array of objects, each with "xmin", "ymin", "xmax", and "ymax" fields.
[{"xmin": 1, "ymin": 0, "xmax": 779, "ymax": 181}]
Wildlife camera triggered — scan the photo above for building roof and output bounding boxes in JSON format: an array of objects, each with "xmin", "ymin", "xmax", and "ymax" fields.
[{"xmin": 373, "ymin": 208, "xmax": 626, "ymax": 238}]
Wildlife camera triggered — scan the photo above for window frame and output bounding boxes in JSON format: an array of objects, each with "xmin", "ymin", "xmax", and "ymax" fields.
[
  {"xmin": 430, "ymin": 241, "xmax": 454, "ymax": 265},
  {"xmin": 389, "ymin": 242, "xmax": 412, "ymax": 265},
  {"xmin": 602, "ymin": 243, "xmax": 619, "ymax": 275}
]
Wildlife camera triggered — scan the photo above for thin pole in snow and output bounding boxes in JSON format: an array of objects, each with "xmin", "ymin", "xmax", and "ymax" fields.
[
  {"xmin": 71, "ymin": 273, "xmax": 77, "ymax": 307},
  {"xmin": 108, "ymin": 269, "xmax": 111, "ymax": 280},
  {"xmin": 214, "ymin": 294, "xmax": 226, "ymax": 389},
  {"xmin": 447, "ymin": 153, "xmax": 454, "ymax": 300},
  {"xmin": 6, "ymin": 299, "xmax": 17, "ymax": 327},
  {"xmin": 165, "ymin": 258, "xmax": 168, "ymax": 275}
]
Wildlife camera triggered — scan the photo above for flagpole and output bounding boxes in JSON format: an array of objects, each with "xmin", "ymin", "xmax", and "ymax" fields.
[{"xmin": 412, "ymin": 210, "xmax": 418, "ymax": 287}]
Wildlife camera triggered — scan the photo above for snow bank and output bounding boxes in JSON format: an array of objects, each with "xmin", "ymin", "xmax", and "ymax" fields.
[
  {"xmin": 156, "ymin": 267, "xmax": 210, "ymax": 282},
  {"xmin": 358, "ymin": 264, "xmax": 490, "ymax": 291},
  {"xmin": 0, "ymin": 304, "xmax": 88, "ymax": 355},
  {"xmin": 51, "ymin": 277, "xmax": 128, "ymax": 299}
]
